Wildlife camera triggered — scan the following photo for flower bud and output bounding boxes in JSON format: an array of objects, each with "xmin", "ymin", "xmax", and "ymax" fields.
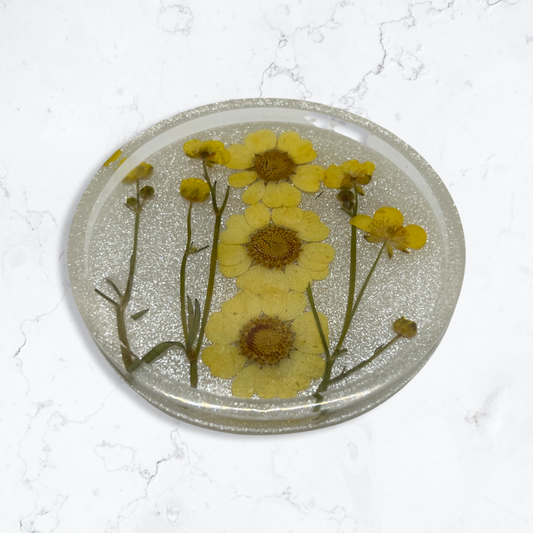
[
  {"xmin": 125, "ymin": 197, "xmax": 138, "ymax": 211},
  {"xmin": 393, "ymin": 317, "xmax": 417, "ymax": 338},
  {"xmin": 140, "ymin": 185, "xmax": 155, "ymax": 201}
]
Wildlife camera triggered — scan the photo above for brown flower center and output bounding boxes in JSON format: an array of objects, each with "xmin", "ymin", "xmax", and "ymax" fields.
[
  {"xmin": 253, "ymin": 150, "xmax": 296, "ymax": 182},
  {"xmin": 239, "ymin": 317, "xmax": 293, "ymax": 365},
  {"xmin": 246, "ymin": 225, "xmax": 301, "ymax": 269}
]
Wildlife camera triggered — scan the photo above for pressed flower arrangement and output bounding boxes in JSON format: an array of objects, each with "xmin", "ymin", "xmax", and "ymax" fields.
[{"xmin": 69, "ymin": 99, "xmax": 464, "ymax": 433}]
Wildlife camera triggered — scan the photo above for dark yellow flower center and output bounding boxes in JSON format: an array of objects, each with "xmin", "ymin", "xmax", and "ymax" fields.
[
  {"xmin": 239, "ymin": 317, "xmax": 293, "ymax": 365},
  {"xmin": 253, "ymin": 150, "xmax": 296, "ymax": 182},
  {"xmin": 246, "ymin": 225, "xmax": 301, "ymax": 269}
]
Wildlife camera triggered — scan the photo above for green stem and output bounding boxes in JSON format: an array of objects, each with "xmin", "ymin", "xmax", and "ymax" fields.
[
  {"xmin": 306, "ymin": 284, "xmax": 331, "ymax": 360},
  {"xmin": 180, "ymin": 201, "xmax": 193, "ymax": 348},
  {"xmin": 329, "ymin": 334, "xmax": 401, "ymax": 385}
]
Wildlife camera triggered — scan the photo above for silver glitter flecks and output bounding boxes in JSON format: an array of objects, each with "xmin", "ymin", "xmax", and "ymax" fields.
[{"xmin": 68, "ymin": 100, "xmax": 464, "ymax": 434}]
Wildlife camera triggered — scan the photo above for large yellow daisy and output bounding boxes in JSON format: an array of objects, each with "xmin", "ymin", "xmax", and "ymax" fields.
[
  {"xmin": 203, "ymin": 291, "xmax": 328, "ymax": 399},
  {"xmin": 225, "ymin": 129, "xmax": 325, "ymax": 206},
  {"xmin": 218, "ymin": 203, "xmax": 335, "ymax": 292}
]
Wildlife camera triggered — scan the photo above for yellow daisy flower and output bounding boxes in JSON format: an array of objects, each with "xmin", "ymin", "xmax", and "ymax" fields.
[
  {"xmin": 183, "ymin": 139, "xmax": 231, "ymax": 167},
  {"xmin": 180, "ymin": 178, "xmax": 210, "ymax": 203},
  {"xmin": 225, "ymin": 129, "xmax": 325, "ymax": 204},
  {"xmin": 203, "ymin": 291, "xmax": 328, "ymax": 399},
  {"xmin": 351, "ymin": 206, "xmax": 427, "ymax": 258},
  {"xmin": 323, "ymin": 159, "xmax": 376, "ymax": 196},
  {"xmin": 218, "ymin": 203, "xmax": 335, "ymax": 291}
]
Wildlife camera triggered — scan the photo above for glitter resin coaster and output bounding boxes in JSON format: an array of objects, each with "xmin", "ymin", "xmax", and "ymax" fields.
[{"xmin": 68, "ymin": 99, "xmax": 465, "ymax": 434}]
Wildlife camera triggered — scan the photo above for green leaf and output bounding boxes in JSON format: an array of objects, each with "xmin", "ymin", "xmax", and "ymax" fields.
[
  {"xmin": 131, "ymin": 309, "xmax": 149, "ymax": 320},
  {"xmin": 141, "ymin": 341, "xmax": 186, "ymax": 365}
]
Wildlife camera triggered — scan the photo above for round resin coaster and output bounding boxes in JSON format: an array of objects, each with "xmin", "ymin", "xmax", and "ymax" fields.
[{"xmin": 68, "ymin": 99, "xmax": 465, "ymax": 434}]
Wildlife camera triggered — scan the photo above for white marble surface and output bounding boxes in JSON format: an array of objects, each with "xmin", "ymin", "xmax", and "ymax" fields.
[{"xmin": 1, "ymin": 0, "xmax": 532, "ymax": 531}]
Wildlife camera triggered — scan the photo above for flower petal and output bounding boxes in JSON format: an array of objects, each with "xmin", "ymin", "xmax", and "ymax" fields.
[
  {"xmin": 221, "ymin": 291, "xmax": 261, "ymax": 325},
  {"xmin": 254, "ymin": 366, "xmax": 281, "ymax": 399},
  {"xmin": 323, "ymin": 164, "xmax": 343, "ymax": 189},
  {"xmin": 244, "ymin": 203, "xmax": 271, "ymax": 229},
  {"xmin": 289, "ymin": 350, "xmax": 325, "ymax": 379},
  {"xmin": 237, "ymin": 265, "xmax": 290, "ymax": 294},
  {"xmin": 205, "ymin": 312, "xmax": 242, "ymax": 344},
  {"xmin": 232, "ymin": 365, "xmax": 259, "ymax": 398},
  {"xmin": 285, "ymin": 263, "xmax": 313, "ymax": 293},
  {"xmin": 277, "ymin": 132, "xmax": 317, "ymax": 164},
  {"xmin": 301, "ymin": 243, "xmax": 335, "ymax": 265},
  {"xmin": 350, "ymin": 214, "xmax": 373, "ymax": 232},
  {"xmin": 402, "ymin": 224, "xmax": 427, "ymax": 249},
  {"xmin": 244, "ymin": 129, "xmax": 277, "ymax": 154},
  {"xmin": 220, "ymin": 214, "xmax": 255, "ymax": 244},
  {"xmin": 296, "ymin": 211, "xmax": 329, "ymax": 241},
  {"xmin": 277, "ymin": 181, "xmax": 302, "ymax": 206},
  {"xmin": 241, "ymin": 181, "xmax": 265, "ymax": 204},
  {"xmin": 272, "ymin": 206, "xmax": 304, "ymax": 229},
  {"xmin": 228, "ymin": 170, "xmax": 258, "ymax": 187},
  {"xmin": 219, "ymin": 258, "xmax": 253, "ymax": 278},
  {"xmin": 307, "ymin": 266, "xmax": 330, "ymax": 281},
  {"xmin": 259, "ymin": 287, "xmax": 287, "ymax": 317},
  {"xmin": 279, "ymin": 358, "xmax": 312, "ymax": 391},
  {"xmin": 218, "ymin": 243, "xmax": 250, "ymax": 266},
  {"xmin": 278, "ymin": 291, "xmax": 307, "ymax": 321},
  {"xmin": 291, "ymin": 311, "xmax": 329, "ymax": 354},
  {"xmin": 262, "ymin": 182, "xmax": 284, "ymax": 208},
  {"xmin": 291, "ymin": 165, "xmax": 324, "ymax": 193},
  {"xmin": 374, "ymin": 207, "xmax": 404, "ymax": 229},
  {"xmin": 226, "ymin": 144, "xmax": 255, "ymax": 170},
  {"xmin": 202, "ymin": 344, "xmax": 246, "ymax": 379}
]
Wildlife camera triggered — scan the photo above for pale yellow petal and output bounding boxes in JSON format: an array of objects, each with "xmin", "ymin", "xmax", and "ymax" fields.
[
  {"xmin": 296, "ymin": 211, "xmax": 329, "ymax": 242},
  {"xmin": 301, "ymin": 243, "xmax": 335, "ymax": 265},
  {"xmin": 278, "ymin": 358, "xmax": 311, "ymax": 391},
  {"xmin": 307, "ymin": 265, "xmax": 330, "ymax": 281},
  {"xmin": 244, "ymin": 202, "xmax": 271, "ymax": 229},
  {"xmin": 228, "ymin": 170, "xmax": 258, "ymax": 188},
  {"xmin": 323, "ymin": 164, "xmax": 343, "ymax": 189},
  {"xmin": 277, "ymin": 131, "xmax": 317, "ymax": 164},
  {"xmin": 205, "ymin": 312, "xmax": 242, "ymax": 344},
  {"xmin": 277, "ymin": 182, "xmax": 302, "ymax": 206},
  {"xmin": 291, "ymin": 165, "xmax": 324, "ymax": 193},
  {"xmin": 218, "ymin": 243, "xmax": 249, "ymax": 266},
  {"xmin": 278, "ymin": 291, "xmax": 307, "ymax": 321},
  {"xmin": 254, "ymin": 366, "xmax": 281, "ymax": 399},
  {"xmin": 241, "ymin": 181, "xmax": 265, "ymax": 204},
  {"xmin": 202, "ymin": 344, "xmax": 245, "ymax": 379},
  {"xmin": 232, "ymin": 365, "xmax": 260, "ymax": 398},
  {"xmin": 220, "ymin": 214, "xmax": 254, "ymax": 244},
  {"xmin": 292, "ymin": 311, "xmax": 329, "ymax": 354},
  {"xmin": 285, "ymin": 263, "xmax": 313, "ymax": 293},
  {"xmin": 259, "ymin": 287, "xmax": 287, "ymax": 317},
  {"xmin": 236, "ymin": 265, "xmax": 289, "ymax": 295},
  {"xmin": 219, "ymin": 258, "xmax": 252, "ymax": 278},
  {"xmin": 272, "ymin": 206, "xmax": 304, "ymax": 229},
  {"xmin": 289, "ymin": 350, "xmax": 325, "ymax": 379},
  {"xmin": 226, "ymin": 144, "xmax": 255, "ymax": 170},
  {"xmin": 244, "ymin": 129, "xmax": 277, "ymax": 154},
  {"xmin": 221, "ymin": 291, "xmax": 261, "ymax": 325},
  {"xmin": 263, "ymin": 182, "xmax": 284, "ymax": 208}
]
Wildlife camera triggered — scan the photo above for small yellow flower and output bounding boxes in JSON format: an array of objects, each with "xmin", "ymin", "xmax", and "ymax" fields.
[
  {"xmin": 180, "ymin": 178, "xmax": 210, "ymax": 203},
  {"xmin": 122, "ymin": 162, "xmax": 153, "ymax": 183},
  {"xmin": 217, "ymin": 203, "xmax": 334, "ymax": 292},
  {"xmin": 202, "ymin": 291, "xmax": 328, "ymax": 399},
  {"xmin": 351, "ymin": 207, "xmax": 427, "ymax": 258},
  {"xmin": 225, "ymin": 129, "xmax": 325, "ymax": 203},
  {"xmin": 183, "ymin": 139, "xmax": 231, "ymax": 166},
  {"xmin": 324, "ymin": 159, "xmax": 375, "ymax": 196},
  {"xmin": 393, "ymin": 317, "xmax": 418, "ymax": 338}
]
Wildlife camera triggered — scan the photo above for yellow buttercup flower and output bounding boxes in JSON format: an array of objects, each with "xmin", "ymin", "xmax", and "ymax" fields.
[
  {"xmin": 122, "ymin": 162, "xmax": 153, "ymax": 183},
  {"xmin": 218, "ymin": 203, "xmax": 335, "ymax": 292},
  {"xmin": 183, "ymin": 139, "xmax": 231, "ymax": 167},
  {"xmin": 351, "ymin": 207, "xmax": 427, "ymax": 258},
  {"xmin": 225, "ymin": 129, "xmax": 325, "ymax": 203},
  {"xmin": 180, "ymin": 178, "xmax": 210, "ymax": 203},
  {"xmin": 202, "ymin": 291, "xmax": 328, "ymax": 399},
  {"xmin": 324, "ymin": 159, "xmax": 375, "ymax": 196}
]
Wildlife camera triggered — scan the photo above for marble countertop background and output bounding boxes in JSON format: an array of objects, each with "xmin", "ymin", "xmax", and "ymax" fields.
[{"xmin": 2, "ymin": 0, "xmax": 532, "ymax": 531}]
